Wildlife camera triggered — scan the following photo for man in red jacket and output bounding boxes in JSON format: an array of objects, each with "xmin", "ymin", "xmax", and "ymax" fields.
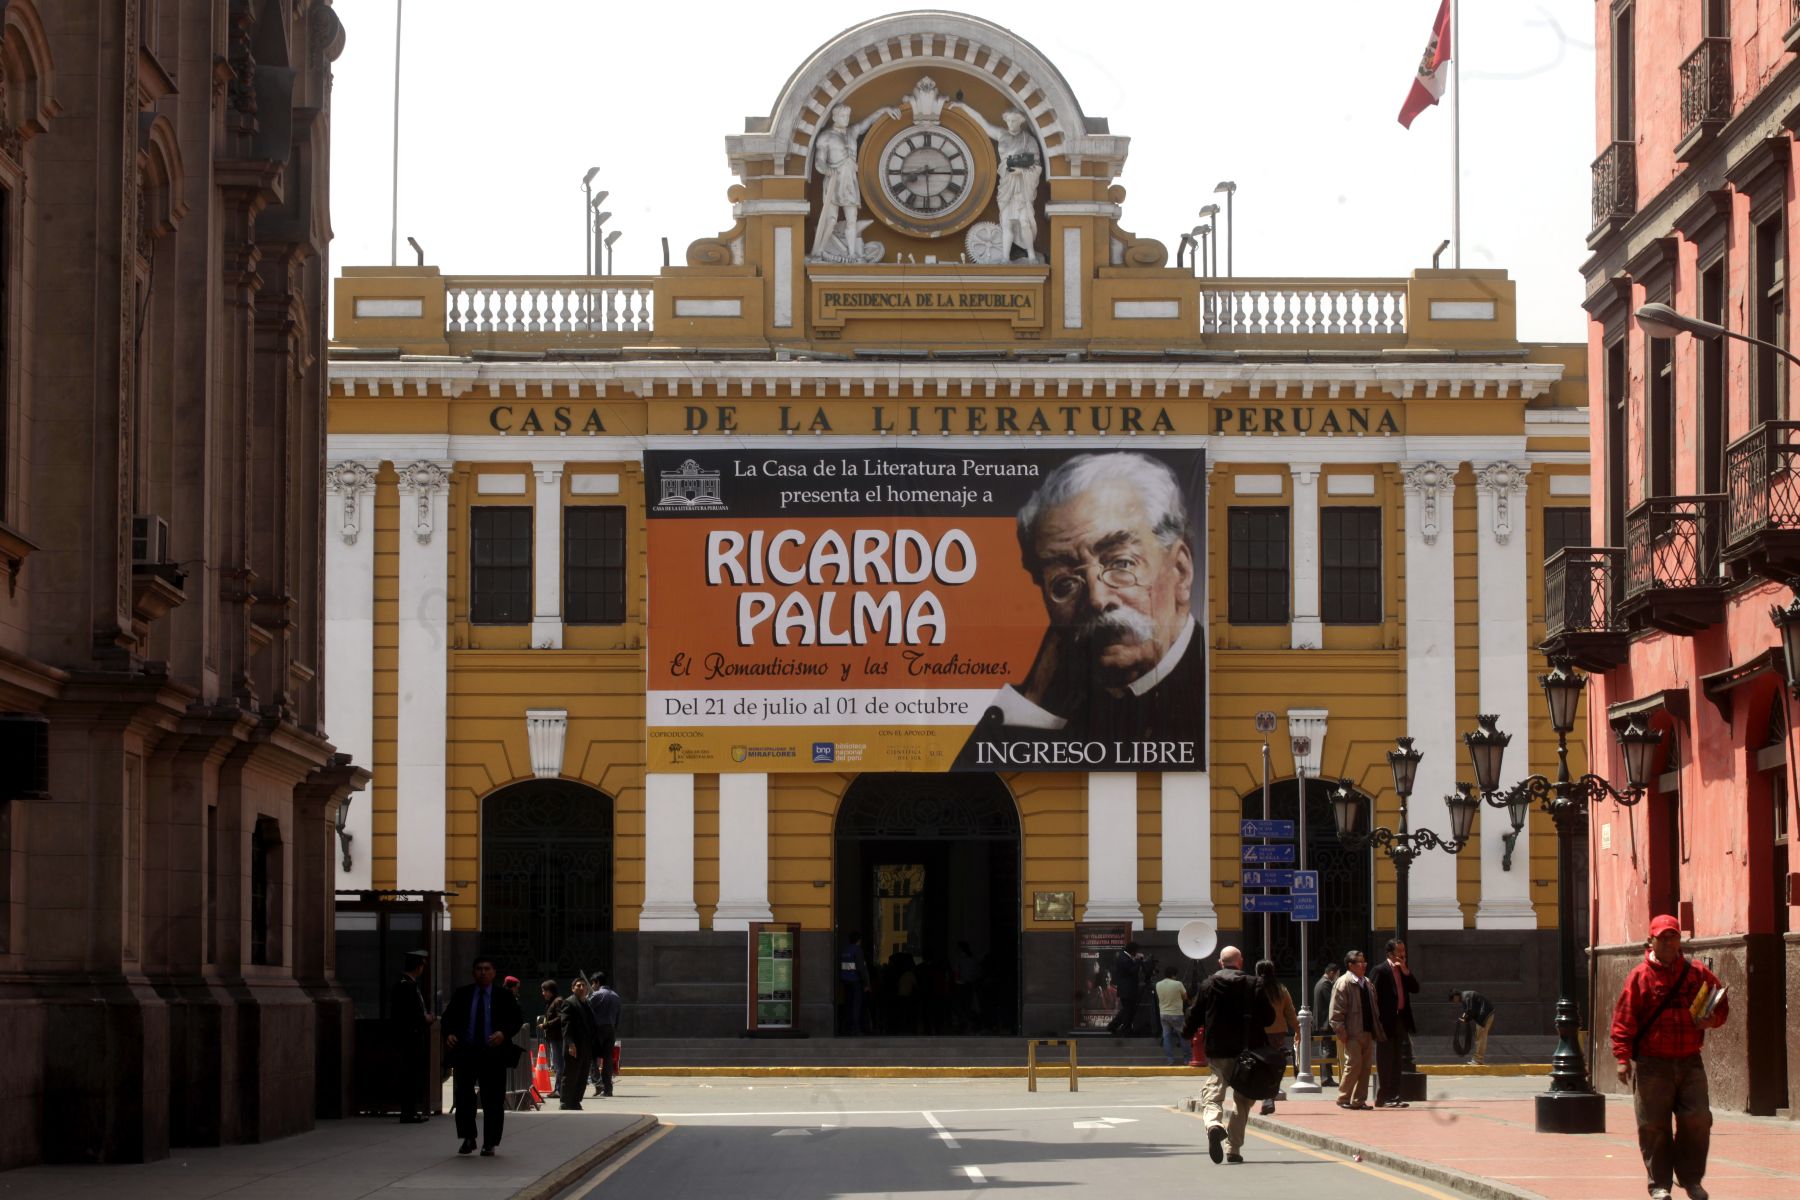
[{"xmin": 1609, "ymin": 914, "xmax": 1729, "ymax": 1200}]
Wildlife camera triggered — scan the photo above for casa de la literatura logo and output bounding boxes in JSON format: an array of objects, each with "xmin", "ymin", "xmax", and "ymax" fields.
[{"xmin": 644, "ymin": 447, "xmax": 1207, "ymax": 774}]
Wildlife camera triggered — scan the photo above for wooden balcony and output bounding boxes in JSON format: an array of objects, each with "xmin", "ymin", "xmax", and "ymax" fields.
[
  {"xmin": 1677, "ymin": 37, "xmax": 1732, "ymax": 162},
  {"xmin": 1590, "ymin": 141, "xmax": 1636, "ymax": 241},
  {"xmin": 1723, "ymin": 419, "xmax": 1800, "ymax": 578},
  {"xmin": 1622, "ymin": 494, "xmax": 1726, "ymax": 634},
  {"xmin": 1541, "ymin": 546, "xmax": 1629, "ymax": 671}
]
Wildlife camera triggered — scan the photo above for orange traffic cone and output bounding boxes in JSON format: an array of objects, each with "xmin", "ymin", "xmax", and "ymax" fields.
[{"xmin": 532, "ymin": 1044, "xmax": 554, "ymax": 1095}]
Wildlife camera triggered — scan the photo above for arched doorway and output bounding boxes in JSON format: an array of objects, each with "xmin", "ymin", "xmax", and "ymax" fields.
[
  {"xmin": 480, "ymin": 780, "xmax": 614, "ymax": 1002},
  {"xmin": 834, "ymin": 773, "xmax": 1020, "ymax": 1036},
  {"xmin": 1240, "ymin": 777, "xmax": 1373, "ymax": 994}
]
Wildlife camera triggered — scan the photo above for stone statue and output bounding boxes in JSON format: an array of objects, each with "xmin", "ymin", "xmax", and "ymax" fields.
[
  {"xmin": 950, "ymin": 102, "xmax": 1041, "ymax": 264},
  {"xmin": 811, "ymin": 103, "xmax": 901, "ymax": 262}
]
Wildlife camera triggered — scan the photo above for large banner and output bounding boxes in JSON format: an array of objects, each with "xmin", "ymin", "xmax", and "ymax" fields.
[{"xmin": 645, "ymin": 447, "xmax": 1206, "ymax": 773}]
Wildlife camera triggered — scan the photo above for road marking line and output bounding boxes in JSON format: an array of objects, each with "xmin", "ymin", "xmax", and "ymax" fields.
[
  {"xmin": 563, "ymin": 1122, "xmax": 673, "ymax": 1198},
  {"xmin": 962, "ymin": 1165, "xmax": 986, "ymax": 1183},
  {"xmin": 651, "ymin": 1102, "xmax": 1170, "ymax": 1119},
  {"xmin": 1247, "ymin": 1123, "xmax": 1467, "ymax": 1200},
  {"xmin": 922, "ymin": 1110, "xmax": 961, "ymax": 1149}
]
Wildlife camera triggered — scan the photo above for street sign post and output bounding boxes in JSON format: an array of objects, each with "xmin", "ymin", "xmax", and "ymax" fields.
[
  {"xmin": 1241, "ymin": 869, "xmax": 1296, "ymax": 888},
  {"xmin": 1240, "ymin": 819, "xmax": 1296, "ymax": 839},
  {"xmin": 1241, "ymin": 843, "xmax": 1297, "ymax": 863}
]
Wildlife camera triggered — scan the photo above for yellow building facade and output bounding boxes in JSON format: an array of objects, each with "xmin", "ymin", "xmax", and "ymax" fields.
[{"xmin": 327, "ymin": 12, "xmax": 1590, "ymax": 1039}]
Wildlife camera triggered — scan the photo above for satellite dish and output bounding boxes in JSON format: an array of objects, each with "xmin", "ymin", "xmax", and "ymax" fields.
[{"xmin": 1177, "ymin": 919, "xmax": 1218, "ymax": 961}]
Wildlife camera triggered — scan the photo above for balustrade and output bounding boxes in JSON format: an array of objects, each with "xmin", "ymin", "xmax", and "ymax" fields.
[
  {"xmin": 444, "ymin": 277, "xmax": 656, "ymax": 336},
  {"xmin": 1678, "ymin": 37, "xmax": 1731, "ymax": 150},
  {"xmin": 1590, "ymin": 141, "xmax": 1636, "ymax": 234},
  {"xmin": 1196, "ymin": 282, "xmax": 1406, "ymax": 337}
]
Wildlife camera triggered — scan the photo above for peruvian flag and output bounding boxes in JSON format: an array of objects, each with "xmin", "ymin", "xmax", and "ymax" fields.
[{"xmin": 1398, "ymin": 0, "xmax": 1452, "ymax": 128}]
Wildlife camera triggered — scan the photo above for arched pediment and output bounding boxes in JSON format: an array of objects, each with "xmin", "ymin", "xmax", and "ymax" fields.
[
  {"xmin": 1, "ymin": 0, "xmax": 59, "ymax": 152},
  {"xmin": 139, "ymin": 112, "xmax": 188, "ymax": 236},
  {"xmin": 728, "ymin": 10, "xmax": 1128, "ymax": 182}
]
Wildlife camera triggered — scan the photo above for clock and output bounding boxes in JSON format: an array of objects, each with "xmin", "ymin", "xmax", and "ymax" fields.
[{"xmin": 878, "ymin": 126, "xmax": 974, "ymax": 219}]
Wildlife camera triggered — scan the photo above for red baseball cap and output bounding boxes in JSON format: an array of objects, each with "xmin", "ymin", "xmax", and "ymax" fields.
[
  {"xmin": 503, "ymin": 975, "xmax": 520, "ymax": 986},
  {"xmin": 1648, "ymin": 914, "xmax": 1681, "ymax": 939}
]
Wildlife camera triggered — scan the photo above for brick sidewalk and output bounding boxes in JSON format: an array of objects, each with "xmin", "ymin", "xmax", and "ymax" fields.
[{"xmin": 1252, "ymin": 1088, "xmax": 1800, "ymax": 1200}]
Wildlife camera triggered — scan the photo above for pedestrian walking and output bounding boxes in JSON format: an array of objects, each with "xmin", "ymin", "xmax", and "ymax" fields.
[
  {"xmin": 537, "ymin": 981, "xmax": 566, "ymax": 1090},
  {"xmin": 839, "ymin": 931, "xmax": 872, "ymax": 1035},
  {"xmin": 440, "ymin": 956, "xmax": 524, "ymax": 1157},
  {"xmin": 1370, "ymin": 938, "xmax": 1418, "ymax": 1107},
  {"xmin": 1448, "ymin": 986, "xmax": 1496, "ymax": 1065},
  {"xmin": 1611, "ymin": 914, "xmax": 1730, "ymax": 1200},
  {"xmin": 1182, "ymin": 945, "xmax": 1276, "ymax": 1165},
  {"xmin": 558, "ymin": 978, "xmax": 596, "ymax": 1110},
  {"xmin": 587, "ymin": 971, "xmax": 623, "ymax": 1098},
  {"xmin": 1329, "ymin": 949, "xmax": 1383, "ymax": 1110},
  {"xmin": 1255, "ymin": 959, "xmax": 1297, "ymax": 1115},
  {"xmin": 1107, "ymin": 941, "xmax": 1145, "ymax": 1037},
  {"xmin": 1312, "ymin": 962, "xmax": 1340, "ymax": 1086},
  {"xmin": 389, "ymin": 949, "xmax": 434, "ymax": 1124},
  {"xmin": 1153, "ymin": 965, "xmax": 1189, "ymax": 1066}
]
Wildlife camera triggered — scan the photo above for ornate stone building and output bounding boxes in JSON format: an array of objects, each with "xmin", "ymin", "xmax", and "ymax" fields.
[
  {"xmin": 0, "ymin": 0, "xmax": 360, "ymax": 1167},
  {"xmin": 328, "ymin": 12, "xmax": 1591, "ymax": 1050}
]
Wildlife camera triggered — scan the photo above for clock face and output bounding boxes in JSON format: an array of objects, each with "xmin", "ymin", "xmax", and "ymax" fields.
[{"xmin": 880, "ymin": 127, "xmax": 973, "ymax": 217}]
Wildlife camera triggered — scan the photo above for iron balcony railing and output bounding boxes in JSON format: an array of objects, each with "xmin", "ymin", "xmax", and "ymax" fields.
[
  {"xmin": 1679, "ymin": 37, "xmax": 1732, "ymax": 144},
  {"xmin": 1591, "ymin": 141, "xmax": 1637, "ymax": 233},
  {"xmin": 1544, "ymin": 546, "xmax": 1625, "ymax": 640},
  {"xmin": 1624, "ymin": 495, "xmax": 1723, "ymax": 601},
  {"xmin": 1725, "ymin": 419, "xmax": 1800, "ymax": 545}
]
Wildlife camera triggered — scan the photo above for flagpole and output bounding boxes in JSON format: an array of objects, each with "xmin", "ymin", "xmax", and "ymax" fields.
[
  {"xmin": 1451, "ymin": 0, "xmax": 1461, "ymax": 268},
  {"xmin": 390, "ymin": 0, "xmax": 403, "ymax": 267}
]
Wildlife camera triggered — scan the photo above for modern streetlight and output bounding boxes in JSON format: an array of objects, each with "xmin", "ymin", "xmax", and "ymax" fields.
[
  {"xmin": 1213, "ymin": 181, "xmax": 1237, "ymax": 275},
  {"xmin": 1197, "ymin": 204, "xmax": 1220, "ymax": 277},
  {"xmin": 604, "ymin": 229, "xmax": 622, "ymax": 276},
  {"xmin": 1329, "ymin": 737, "xmax": 1479, "ymax": 1100},
  {"xmin": 580, "ymin": 167, "xmax": 600, "ymax": 274},
  {"xmin": 1636, "ymin": 301, "xmax": 1800, "ymax": 370},
  {"xmin": 1463, "ymin": 657, "xmax": 1660, "ymax": 1133}
]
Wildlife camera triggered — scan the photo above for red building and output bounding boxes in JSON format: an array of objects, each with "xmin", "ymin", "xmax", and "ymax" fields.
[{"xmin": 1566, "ymin": 0, "xmax": 1799, "ymax": 1115}]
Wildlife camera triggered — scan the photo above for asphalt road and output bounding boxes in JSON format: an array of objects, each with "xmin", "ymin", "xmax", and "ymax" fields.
[{"xmin": 570, "ymin": 1078, "xmax": 1477, "ymax": 1198}]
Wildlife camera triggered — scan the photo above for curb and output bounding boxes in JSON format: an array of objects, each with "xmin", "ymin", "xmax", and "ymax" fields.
[
  {"xmin": 1243, "ymin": 1113, "xmax": 1540, "ymax": 1200},
  {"xmin": 614, "ymin": 1064, "xmax": 1551, "ymax": 1079},
  {"xmin": 515, "ymin": 1114, "xmax": 660, "ymax": 1200}
]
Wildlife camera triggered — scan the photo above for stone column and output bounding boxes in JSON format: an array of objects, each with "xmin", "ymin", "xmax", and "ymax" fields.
[
  {"xmin": 641, "ymin": 773, "xmax": 700, "ymax": 931},
  {"xmin": 1474, "ymin": 462, "xmax": 1536, "ymax": 928},
  {"xmin": 1401, "ymin": 461, "xmax": 1464, "ymax": 929},
  {"xmin": 531, "ymin": 463, "xmax": 564, "ymax": 650},
  {"xmin": 1082, "ymin": 773, "xmax": 1142, "ymax": 927},
  {"xmin": 1290, "ymin": 465, "xmax": 1322, "ymax": 648},
  {"xmin": 325, "ymin": 461, "xmax": 378, "ymax": 890},
  {"xmin": 395, "ymin": 461, "xmax": 452, "ymax": 892},
  {"xmin": 714, "ymin": 773, "xmax": 774, "ymax": 930},
  {"xmin": 1156, "ymin": 772, "xmax": 1217, "ymax": 929}
]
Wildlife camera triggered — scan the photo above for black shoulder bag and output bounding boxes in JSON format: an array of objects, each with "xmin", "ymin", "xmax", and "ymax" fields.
[
  {"xmin": 1229, "ymin": 982, "xmax": 1285, "ymax": 1101},
  {"xmin": 1628, "ymin": 960, "xmax": 1690, "ymax": 1063}
]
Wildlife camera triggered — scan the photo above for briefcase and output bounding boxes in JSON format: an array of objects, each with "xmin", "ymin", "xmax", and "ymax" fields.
[{"xmin": 1229, "ymin": 1046, "xmax": 1285, "ymax": 1101}]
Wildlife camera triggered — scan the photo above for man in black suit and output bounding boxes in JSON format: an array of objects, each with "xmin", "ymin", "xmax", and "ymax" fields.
[
  {"xmin": 441, "ymin": 956, "xmax": 523, "ymax": 1156},
  {"xmin": 955, "ymin": 453, "xmax": 1203, "ymax": 770},
  {"xmin": 587, "ymin": 971, "xmax": 624, "ymax": 1097},
  {"xmin": 558, "ymin": 977, "xmax": 597, "ymax": 1110},
  {"xmin": 389, "ymin": 950, "xmax": 434, "ymax": 1123},
  {"xmin": 1370, "ymin": 938, "xmax": 1420, "ymax": 1107},
  {"xmin": 1105, "ymin": 942, "xmax": 1144, "ymax": 1036}
]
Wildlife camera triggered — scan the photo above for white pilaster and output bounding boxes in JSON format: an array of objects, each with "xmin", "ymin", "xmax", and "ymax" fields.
[
  {"xmin": 1401, "ymin": 461, "xmax": 1464, "ymax": 928},
  {"xmin": 714, "ymin": 773, "xmax": 774, "ymax": 930},
  {"xmin": 325, "ymin": 461, "xmax": 379, "ymax": 890},
  {"xmin": 395, "ymin": 460, "xmax": 452, "ymax": 892},
  {"xmin": 1290, "ymin": 465, "xmax": 1322, "ymax": 649},
  {"xmin": 1082, "ymin": 772, "xmax": 1142, "ymax": 927},
  {"xmin": 1473, "ymin": 462, "xmax": 1537, "ymax": 928},
  {"xmin": 531, "ymin": 463, "xmax": 563, "ymax": 650},
  {"xmin": 1155, "ymin": 772, "xmax": 1217, "ymax": 928},
  {"xmin": 641, "ymin": 773, "xmax": 700, "ymax": 930},
  {"xmin": 1062, "ymin": 227, "xmax": 1083, "ymax": 329},
  {"xmin": 773, "ymin": 226, "xmax": 794, "ymax": 328}
]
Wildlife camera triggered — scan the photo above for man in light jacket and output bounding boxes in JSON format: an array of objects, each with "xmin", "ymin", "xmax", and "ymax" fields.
[{"xmin": 1329, "ymin": 949, "xmax": 1385, "ymax": 1110}]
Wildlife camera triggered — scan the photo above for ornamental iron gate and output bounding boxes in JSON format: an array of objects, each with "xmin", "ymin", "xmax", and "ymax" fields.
[
  {"xmin": 1240, "ymin": 777, "xmax": 1373, "ymax": 994},
  {"xmin": 480, "ymin": 780, "xmax": 613, "ymax": 996}
]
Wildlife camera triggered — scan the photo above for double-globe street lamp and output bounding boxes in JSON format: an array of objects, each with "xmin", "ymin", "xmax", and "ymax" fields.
[
  {"xmin": 1327, "ymin": 738, "xmax": 1479, "ymax": 1101},
  {"xmin": 1461, "ymin": 659, "xmax": 1662, "ymax": 1133}
]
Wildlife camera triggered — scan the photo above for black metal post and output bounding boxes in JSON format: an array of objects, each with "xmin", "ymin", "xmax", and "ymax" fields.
[{"xmin": 1535, "ymin": 725, "xmax": 1606, "ymax": 1133}]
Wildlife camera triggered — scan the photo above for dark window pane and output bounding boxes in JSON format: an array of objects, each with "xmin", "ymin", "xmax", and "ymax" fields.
[
  {"xmin": 1543, "ymin": 507, "xmax": 1591, "ymax": 562},
  {"xmin": 471, "ymin": 506, "xmax": 533, "ymax": 624},
  {"xmin": 565, "ymin": 507, "xmax": 627, "ymax": 625},
  {"xmin": 1321, "ymin": 507, "xmax": 1382, "ymax": 624},
  {"xmin": 1229, "ymin": 507, "xmax": 1289, "ymax": 624}
]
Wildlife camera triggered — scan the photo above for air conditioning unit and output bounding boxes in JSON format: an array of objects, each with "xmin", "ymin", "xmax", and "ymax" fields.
[{"xmin": 131, "ymin": 514, "xmax": 170, "ymax": 564}]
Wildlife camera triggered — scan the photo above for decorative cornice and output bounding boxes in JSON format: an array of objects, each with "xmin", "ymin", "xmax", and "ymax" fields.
[
  {"xmin": 1401, "ymin": 460, "xmax": 1457, "ymax": 545},
  {"xmin": 394, "ymin": 460, "xmax": 452, "ymax": 544},
  {"xmin": 1472, "ymin": 460, "xmax": 1531, "ymax": 545},
  {"xmin": 324, "ymin": 460, "xmax": 378, "ymax": 544}
]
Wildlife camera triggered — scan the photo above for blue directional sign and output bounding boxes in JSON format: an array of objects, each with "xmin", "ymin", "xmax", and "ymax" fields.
[
  {"xmin": 1241, "ymin": 843, "xmax": 1297, "ymax": 863},
  {"xmin": 1290, "ymin": 870, "xmax": 1319, "ymax": 894},
  {"xmin": 1242, "ymin": 894, "xmax": 1297, "ymax": 914},
  {"xmin": 1242, "ymin": 869, "xmax": 1296, "ymax": 888},
  {"xmin": 1291, "ymin": 892, "xmax": 1320, "ymax": 921},
  {"xmin": 1240, "ymin": 819, "xmax": 1296, "ymax": 840}
]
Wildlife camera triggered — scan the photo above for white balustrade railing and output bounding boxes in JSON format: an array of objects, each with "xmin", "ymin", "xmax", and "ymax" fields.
[
  {"xmin": 1197, "ymin": 282, "xmax": 1407, "ymax": 337},
  {"xmin": 444, "ymin": 277, "xmax": 655, "ymax": 335}
]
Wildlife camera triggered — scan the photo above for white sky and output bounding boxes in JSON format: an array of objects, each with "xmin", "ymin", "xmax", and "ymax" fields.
[{"xmin": 327, "ymin": 1, "xmax": 1595, "ymax": 343}]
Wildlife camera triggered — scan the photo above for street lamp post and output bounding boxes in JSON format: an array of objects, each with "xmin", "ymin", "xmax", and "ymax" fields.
[
  {"xmin": 1213, "ymin": 181, "xmax": 1237, "ymax": 275},
  {"xmin": 580, "ymin": 167, "xmax": 600, "ymax": 274},
  {"xmin": 1330, "ymin": 738, "xmax": 1479, "ymax": 1101},
  {"xmin": 1462, "ymin": 658, "xmax": 1659, "ymax": 1133},
  {"xmin": 1636, "ymin": 302, "xmax": 1800, "ymax": 370},
  {"xmin": 604, "ymin": 229, "xmax": 622, "ymax": 276}
]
